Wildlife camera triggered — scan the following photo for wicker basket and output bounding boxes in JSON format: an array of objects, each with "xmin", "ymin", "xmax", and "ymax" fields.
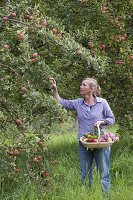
[{"xmin": 80, "ymin": 125, "xmax": 114, "ymax": 149}]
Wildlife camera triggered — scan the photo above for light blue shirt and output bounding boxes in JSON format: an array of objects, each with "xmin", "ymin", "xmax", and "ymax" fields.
[{"xmin": 59, "ymin": 97, "xmax": 115, "ymax": 139}]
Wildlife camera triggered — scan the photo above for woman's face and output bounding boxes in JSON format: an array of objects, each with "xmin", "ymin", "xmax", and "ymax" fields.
[{"xmin": 80, "ymin": 80, "xmax": 94, "ymax": 96}]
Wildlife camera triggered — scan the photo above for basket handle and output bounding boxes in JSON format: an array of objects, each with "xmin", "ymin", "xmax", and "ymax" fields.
[{"xmin": 97, "ymin": 125, "xmax": 101, "ymax": 142}]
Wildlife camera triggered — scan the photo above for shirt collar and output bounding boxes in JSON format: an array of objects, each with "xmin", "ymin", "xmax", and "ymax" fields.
[
  {"xmin": 95, "ymin": 96, "xmax": 102, "ymax": 103},
  {"xmin": 81, "ymin": 96, "xmax": 102, "ymax": 105}
]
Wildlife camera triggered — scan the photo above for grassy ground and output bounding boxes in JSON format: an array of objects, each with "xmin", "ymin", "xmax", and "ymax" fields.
[
  {"xmin": 46, "ymin": 128, "xmax": 133, "ymax": 200},
  {"xmin": 1, "ymin": 125, "xmax": 133, "ymax": 200}
]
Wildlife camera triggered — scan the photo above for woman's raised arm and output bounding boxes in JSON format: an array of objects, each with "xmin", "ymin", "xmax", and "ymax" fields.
[{"xmin": 49, "ymin": 77, "xmax": 61, "ymax": 102}]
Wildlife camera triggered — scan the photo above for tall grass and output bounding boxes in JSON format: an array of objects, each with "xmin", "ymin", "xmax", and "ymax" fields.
[{"xmin": 1, "ymin": 125, "xmax": 133, "ymax": 200}]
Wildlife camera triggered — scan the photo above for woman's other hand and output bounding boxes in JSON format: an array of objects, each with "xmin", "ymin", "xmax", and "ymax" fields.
[{"xmin": 95, "ymin": 120, "xmax": 106, "ymax": 127}]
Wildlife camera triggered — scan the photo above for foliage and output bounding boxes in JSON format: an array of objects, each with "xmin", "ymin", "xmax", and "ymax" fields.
[
  {"xmin": 1, "ymin": 0, "xmax": 132, "ymax": 132},
  {"xmin": 44, "ymin": 0, "xmax": 133, "ymax": 133}
]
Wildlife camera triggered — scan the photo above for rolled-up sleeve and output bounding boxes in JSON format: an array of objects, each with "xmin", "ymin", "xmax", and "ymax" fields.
[
  {"xmin": 102, "ymin": 100, "xmax": 115, "ymax": 125},
  {"xmin": 59, "ymin": 98, "xmax": 77, "ymax": 110}
]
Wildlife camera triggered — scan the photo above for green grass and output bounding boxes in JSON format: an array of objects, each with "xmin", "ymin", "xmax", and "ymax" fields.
[{"xmin": 1, "ymin": 125, "xmax": 133, "ymax": 200}]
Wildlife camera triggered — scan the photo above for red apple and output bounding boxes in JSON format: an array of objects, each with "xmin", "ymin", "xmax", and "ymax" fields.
[
  {"xmin": 86, "ymin": 138, "xmax": 94, "ymax": 142},
  {"xmin": 2, "ymin": 16, "xmax": 8, "ymax": 21},
  {"xmin": 91, "ymin": 139, "xmax": 98, "ymax": 143},
  {"xmin": 99, "ymin": 44, "xmax": 106, "ymax": 51},
  {"xmin": 20, "ymin": 86, "xmax": 28, "ymax": 93},
  {"xmin": 115, "ymin": 60, "xmax": 119, "ymax": 64},
  {"xmin": 119, "ymin": 60, "xmax": 125, "ymax": 65},
  {"xmin": 33, "ymin": 157, "xmax": 40, "ymax": 164},
  {"xmin": 32, "ymin": 52, "xmax": 38, "ymax": 58},
  {"xmin": 28, "ymin": 15, "xmax": 33, "ymax": 20},
  {"xmin": 11, "ymin": 12, "xmax": 16, "ymax": 17},
  {"xmin": 15, "ymin": 118, "xmax": 22, "ymax": 125},
  {"xmin": 2, "ymin": 44, "xmax": 9, "ymax": 49},
  {"xmin": 129, "ymin": 55, "xmax": 133, "ymax": 59},
  {"xmin": 43, "ymin": 171, "xmax": 49, "ymax": 177},
  {"xmin": 31, "ymin": 58, "xmax": 38, "ymax": 63},
  {"xmin": 102, "ymin": 6, "xmax": 107, "ymax": 11},
  {"xmin": 24, "ymin": 15, "xmax": 33, "ymax": 20},
  {"xmin": 37, "ymin": 156, "xmax": 42, "ymax": 161}
]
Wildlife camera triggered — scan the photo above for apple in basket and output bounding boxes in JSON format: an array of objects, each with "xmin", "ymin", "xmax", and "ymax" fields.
[
  {"xmin": 87, "ymin": 138, "xmax": 98, "ymax": 142},
  {"xmin": 92, "ymin": 138, "xmax": 98, "ymax": 142},
  {"xmin": 83, "ymin": 137, "xmax": 98, "ymax": 143}
]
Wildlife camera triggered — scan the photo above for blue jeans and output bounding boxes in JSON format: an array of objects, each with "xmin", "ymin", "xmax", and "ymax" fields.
[{"xmin": 78, "ymin": 142, "xmax": 111, "ymax": 192}]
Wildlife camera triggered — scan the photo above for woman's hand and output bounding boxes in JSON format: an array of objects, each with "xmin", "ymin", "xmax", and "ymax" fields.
[
  {"xmin": 95, "ymin": 120, "xmax": 106, "ymax": 127},
  {"xmin": 48, "ymin": 77, "xmax": 61, "ymax": 101},
  {"xmin": 49, "ymin": 77, "xmax": 57, "ymax": 91}
]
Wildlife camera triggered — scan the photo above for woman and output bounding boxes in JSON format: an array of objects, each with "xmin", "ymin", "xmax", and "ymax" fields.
[{"xmin": 49, "ymin": 77, "xmax": 115, "ymax": 193}]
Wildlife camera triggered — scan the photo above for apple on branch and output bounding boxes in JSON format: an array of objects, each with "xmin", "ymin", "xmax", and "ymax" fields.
[
  {"xmin": 15, "ymin": 118, "xmax": 22, "ymax": 125},
  {"xmin": 2, "ymin": 44, "xmax": 9, "ymax": 49},
  {"xmin": 31, "ymin": 58, "xmax": 38, "ymax": 63},
  {"xmin": 33, "ymin": 157, "xmax": 40, "ymax": 164},
  {"xmin": 32, "ymin": 52, "xmax": 39, "ymax": 58},
  {"xmin": 2, "ymin": 16, "xmax": 8, "ymax": 21},
  {"xmin": 115, "ymin": 60, "xmax": 119, "ymax": 65},
  {"xmin": 41, "ymin": 171, "xmax": 49, "ymax": 177},
  {"xmin": 10, "ymin": 12, "xmax": 16, "ymax": 17},
  {"xmin": 20, "ymin": 86, "xmax": 28, "ymax": 93},
  {"xmin": 24, "ymin": 14, "xmax": 33, "ymax": 20}
]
